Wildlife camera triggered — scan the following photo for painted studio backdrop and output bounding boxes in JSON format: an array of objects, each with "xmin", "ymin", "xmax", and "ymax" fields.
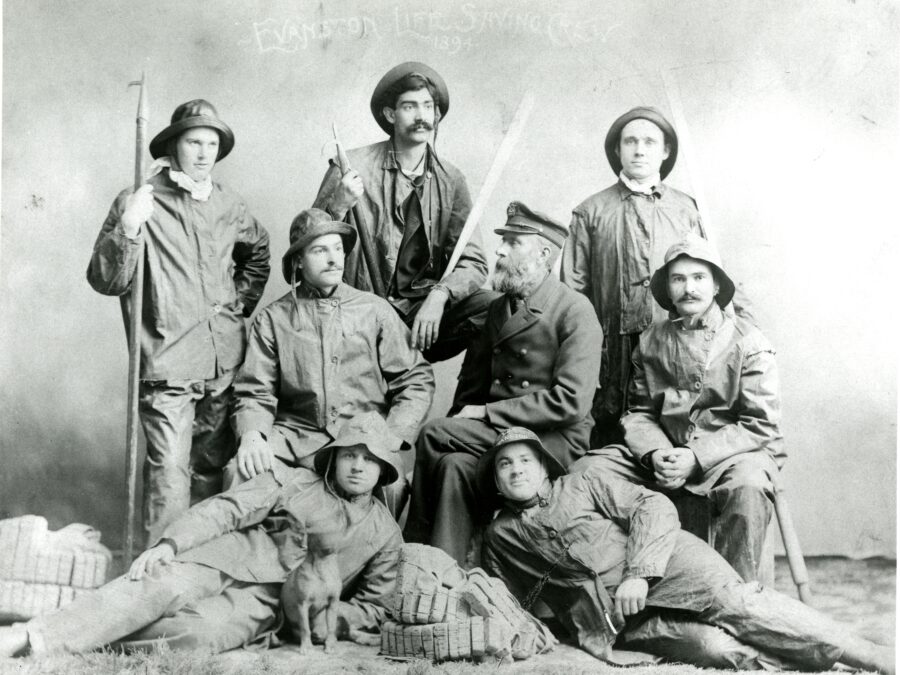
[{"xmin": 1, "ymin": 0, "xmax": 896, "ymax": 556}]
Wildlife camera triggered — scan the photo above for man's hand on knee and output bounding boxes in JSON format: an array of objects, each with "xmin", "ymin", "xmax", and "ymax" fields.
[
  {"xmin": 614, "ymin": 576, "xmax": 648, "ymax": 624},
  {"xmin": 128, "ymin": 541, "xmax": 176, "ymax": 580},
  {"xmin": 237, "ymin": 431, "xmax": 275, "ymax": 479}
]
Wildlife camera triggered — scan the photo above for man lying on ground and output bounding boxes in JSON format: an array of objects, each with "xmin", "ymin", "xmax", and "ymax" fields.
[
  {"xmin": 0, "ymin": 412, "xmax": 402, "ymax": 658},
  {"xmin": 480, "ymin": 427, "xmax": 893, "ymax": 673}
]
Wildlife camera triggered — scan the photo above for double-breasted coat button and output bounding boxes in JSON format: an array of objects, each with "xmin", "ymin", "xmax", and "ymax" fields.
[{"xmin": 519, "ymin": 348, "xmax": 528, "ymax": 358}]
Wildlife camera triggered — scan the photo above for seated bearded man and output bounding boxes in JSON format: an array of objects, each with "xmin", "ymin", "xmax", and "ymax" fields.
[
  {"xmin": 0, "ymin": 412, "xmax": 402, "ymax": 658},
  {"xmin": 479, "ymin": 428, "xmax": 893, "ymax": 674}
]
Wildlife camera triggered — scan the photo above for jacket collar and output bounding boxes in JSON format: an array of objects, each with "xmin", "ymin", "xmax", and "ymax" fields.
[
  {"xmin": 669, "ymin": 302, "xmax": 725, "ymax": 330},
  {"xmin": 492, "ymin": 272, "xmax": 557, "ymax": 344},
  {"xmin": 379, "ymin": 139, "xmax": 446, "ymax": 174},
  {"xmin": 294, "ymin": 281, "xmax": 349, "ymax": 301},
  {"xmin": 615, "ymin": 179, "xmax": 665, "ymax": 200}
]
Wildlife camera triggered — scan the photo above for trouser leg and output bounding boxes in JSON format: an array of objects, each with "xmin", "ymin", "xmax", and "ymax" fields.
[
  {"xmin": 708, "ymin": 455, "xmax": 776, "ymax": 583},
  {"xmin": 117, "ymin": 580, "xmax": 281, "ymax": 653},
  {"xmin": 421, "ymin": 289, "xmax": 501, "ymax": 363},
  {"xmin": 590, "ymin": 332, "xmax": 640, "ymax": 447},
  {"xmin": 139, "ymin": 380, "xmax": 203, "ymax": 543},
  {"xmin": 621, "ymin": 608, "xmax": 797, "ymax": 670},
  {"xmin": 699, "ymin": 581, "xmax": 847, "ymax": 670},
  {"xmin": 404, "ymin": 417, "xmax": 497, "ymax": 564},
  {"xmin": 25, "ymin": 561, "xmax": 225, "ymax": 654},
  {"xmin": 190, "ymin": 368, "xmax": 238, "ymax": 504}
]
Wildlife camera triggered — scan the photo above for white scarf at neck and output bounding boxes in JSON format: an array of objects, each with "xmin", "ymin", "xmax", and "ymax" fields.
[
  {"xmin": 148, "ymin": 156, "xmax": 213, "ymax": 201},
  {"xmin": 620, "ymin": 170, "xmax": 661, "ymax": 195}
]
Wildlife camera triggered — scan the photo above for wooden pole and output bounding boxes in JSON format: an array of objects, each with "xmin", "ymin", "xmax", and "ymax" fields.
[
  {"xmin": 332, "ymin": 124, "xmax": 387, "ymax": 297},
  {"xmin": 122, "ymin": 73, "xmax": 148, "ymax": 566},
  {"xmin": 441, "ymin": 91, "xmax": 535, "ymax": 280}
]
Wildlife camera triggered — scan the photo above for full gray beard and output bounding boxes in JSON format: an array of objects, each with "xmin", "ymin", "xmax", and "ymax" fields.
[{"xmin": 491, "ymin": 260, "xmax": 547, "ymax": 298}]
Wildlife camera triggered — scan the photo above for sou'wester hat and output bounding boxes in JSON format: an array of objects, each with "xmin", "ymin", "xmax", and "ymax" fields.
[
  {"xmin": 604, "ymin": 106, "xmax": 678, "ymax": 180},
  {"xmin": 476, "ymin": 427, "xmax": 565, "ymax": 503},
  {"xmin": 313, "ymin": 411, "xmax": 405, "ymax": 486},
  {"xmin": 649, "ymin": 232, "xmax": 736, "ymax": 312},
  {"xmin": 370, "ymin": 62, "xmax": 449, "ymax": 135},
  {"xmin": 149, "ymin": 99, "xmax": 235, "ymax": 160},
  {"xmin": 281, "ymin": 209, "xmax": 357, "ymax": 283}
]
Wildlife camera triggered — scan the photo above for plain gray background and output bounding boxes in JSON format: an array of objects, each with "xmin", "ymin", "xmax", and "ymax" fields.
[{"xmin": 1, "ymin": 0, "xmax": 896, "ymax": 557}]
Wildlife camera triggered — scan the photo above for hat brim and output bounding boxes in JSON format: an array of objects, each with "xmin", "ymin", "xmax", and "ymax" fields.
[
  {"xmin": 312, "ymin": 442, "xmax": 402, "ymax": 487},
  {"xmin": 149, "ymin": 116, "xmax": 236, "ymax": 160},
  {"xmin": 370, "ymin": 62, "xmax": 449, "ymax": 135},
  {"xmin": 649, "ymin": 255, "xmax": 736, "ymax": 312},
  {"xmin": 605, "ymin": 108, "xmax": 678, "ymax": 180},
  {"xmin": 281, "ymin": 223, "xmax": 358, "ymax": 283},
  {"xmin": 476, "ymin": 435, "xmax": 566, "ymax": 506}
]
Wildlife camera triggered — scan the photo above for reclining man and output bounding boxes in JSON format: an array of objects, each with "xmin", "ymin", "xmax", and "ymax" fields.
[
  {"xmin": 87, "ymin": 99, "xmax": 271, "ymax": 543},
  {"xmin": 313, "ymin": 62, "xmax": 496, "ymax": 362},
  {"xmin": 404, "ymin": 202, "xmax": 602, "ymax": 564},
  {"xmin": 573, "ymin": 234, "xmax": 781, "ymax": 582},
  {"xmin": 227, "ymin": 209, "xmax": 435, "ymax": 516},
  {"xmin": 480, "ymin": 428, "xmax": 893, "ymax": 673},
  {"xmin": 0, "ymin": 412, "xmax": 404, "ymax": 657}
]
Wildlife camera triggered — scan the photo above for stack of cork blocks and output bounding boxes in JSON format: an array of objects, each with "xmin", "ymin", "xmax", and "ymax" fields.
[
  {"xmin": 380, "ymin": 543, "xmax": 556, "ymax": 663},
  {"xmin": 0, "ymin": 515, "xmax": 112, "ymax": 621}
]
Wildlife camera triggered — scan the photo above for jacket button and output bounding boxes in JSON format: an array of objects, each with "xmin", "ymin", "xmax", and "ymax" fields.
[
  {"xmin": 642, "ymin": 279, "xmax": 650, "ymax": 287},
  {"xmin": 388, "ymin": 295, "xmax": 395, "ymax": 302},
  {"xmin": 331, "ymin": 300, "xmax": 339, "ymax": 307},
  {"xmin": 548, "ymin": 529, "xmax": 557, "ymax": 539},
  {"xmin": 693, "ymin": 381, "xmax": 702, "ymax": 390},
  {"xmin": 519, "ymin": 348, "xmax": 528, "ymax": 357},
  {"xmin": 493, "ymin": 378, "xmax": 501, "ymax": 385},
  {"xmin": 522, "ymin": 380, "xmax": 530, "ymax": 388},
  {"xmin": 493, "ymin": 348, "xmax": 501, "ymax": 355},
  {"xmin": 331, "ymin": 356, "xmax": 338, "ymax": 364}
]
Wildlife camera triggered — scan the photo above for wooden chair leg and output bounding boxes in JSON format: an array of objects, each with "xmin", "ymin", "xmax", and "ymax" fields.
[{"xmin": 774, "ymin": 484, "xmax": 812, "ymax": 604}]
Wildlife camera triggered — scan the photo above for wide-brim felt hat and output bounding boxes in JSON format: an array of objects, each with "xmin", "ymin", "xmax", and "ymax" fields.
[
  {"xmin": 649, "ymin": 232, "xmax": 736, "ymax": 312},
  {"xmin": 312, "ymin": 412, "xmax": 406, "ymax": 486},
  {"xmin": 281, "ymin": 209, "xmax": 358, "ymax": 283},
  {"xmin": 604, "ymin": 106, "xmax": 678, "ymax": 180},
  {"xmin": 149, "ymin": 99, "xmax": 235, "ymax": 161},
  {"xmin": 370, "ymin": 62, "xmax": 449, "ymax": 135},
  {"xmin": 476, "ymin": 427, "xmax": 566, "ymax": 504}
]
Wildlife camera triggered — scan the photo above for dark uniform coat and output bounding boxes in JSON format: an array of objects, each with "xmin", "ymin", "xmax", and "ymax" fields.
[
  {"xmin": 405, "ymin": 273, "xmax": 603, "ymax": 563},
  {"xmin": 452, "ymin": 273, "xmax": 603, "ymax": 463}
]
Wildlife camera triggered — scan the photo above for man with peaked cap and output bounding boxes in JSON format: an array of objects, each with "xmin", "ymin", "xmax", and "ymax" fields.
[
  {"xmin": 404, "ymin": 202, "xmax": 602, "ymax": 565},
  {"xmin": 87, "ymin": 99, "xmax": 271, "ymax": 544},
  {"xmin": 561, "ymin": 106, "xmax": 752, "ymax": 448},
  {"xmin": 226, "ymin": 208, "xmax": 434, "ymax": 517},
  {"xmin": 479, "ymin": 429, "xmax": 893, "ymax": 674},
  {"xmin": 572, "ymin": 233, "xmax": 782, "ymax": 583},
  {"xmin": 0, "ymin": 412, "xmax": 403, "ymax": 657},
  {"xmin": 312, "ymin": 62, "xmax": 497, "ymax": 362}
]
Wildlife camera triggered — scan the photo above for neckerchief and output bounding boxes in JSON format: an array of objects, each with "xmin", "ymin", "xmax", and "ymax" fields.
[
  {"xmin": 619, "ymin": 170, "xmax": 661, "ymax": 196},
  {"xmin": 147, "ymin": 156, "xmax": 213, "ymax": 201}
]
